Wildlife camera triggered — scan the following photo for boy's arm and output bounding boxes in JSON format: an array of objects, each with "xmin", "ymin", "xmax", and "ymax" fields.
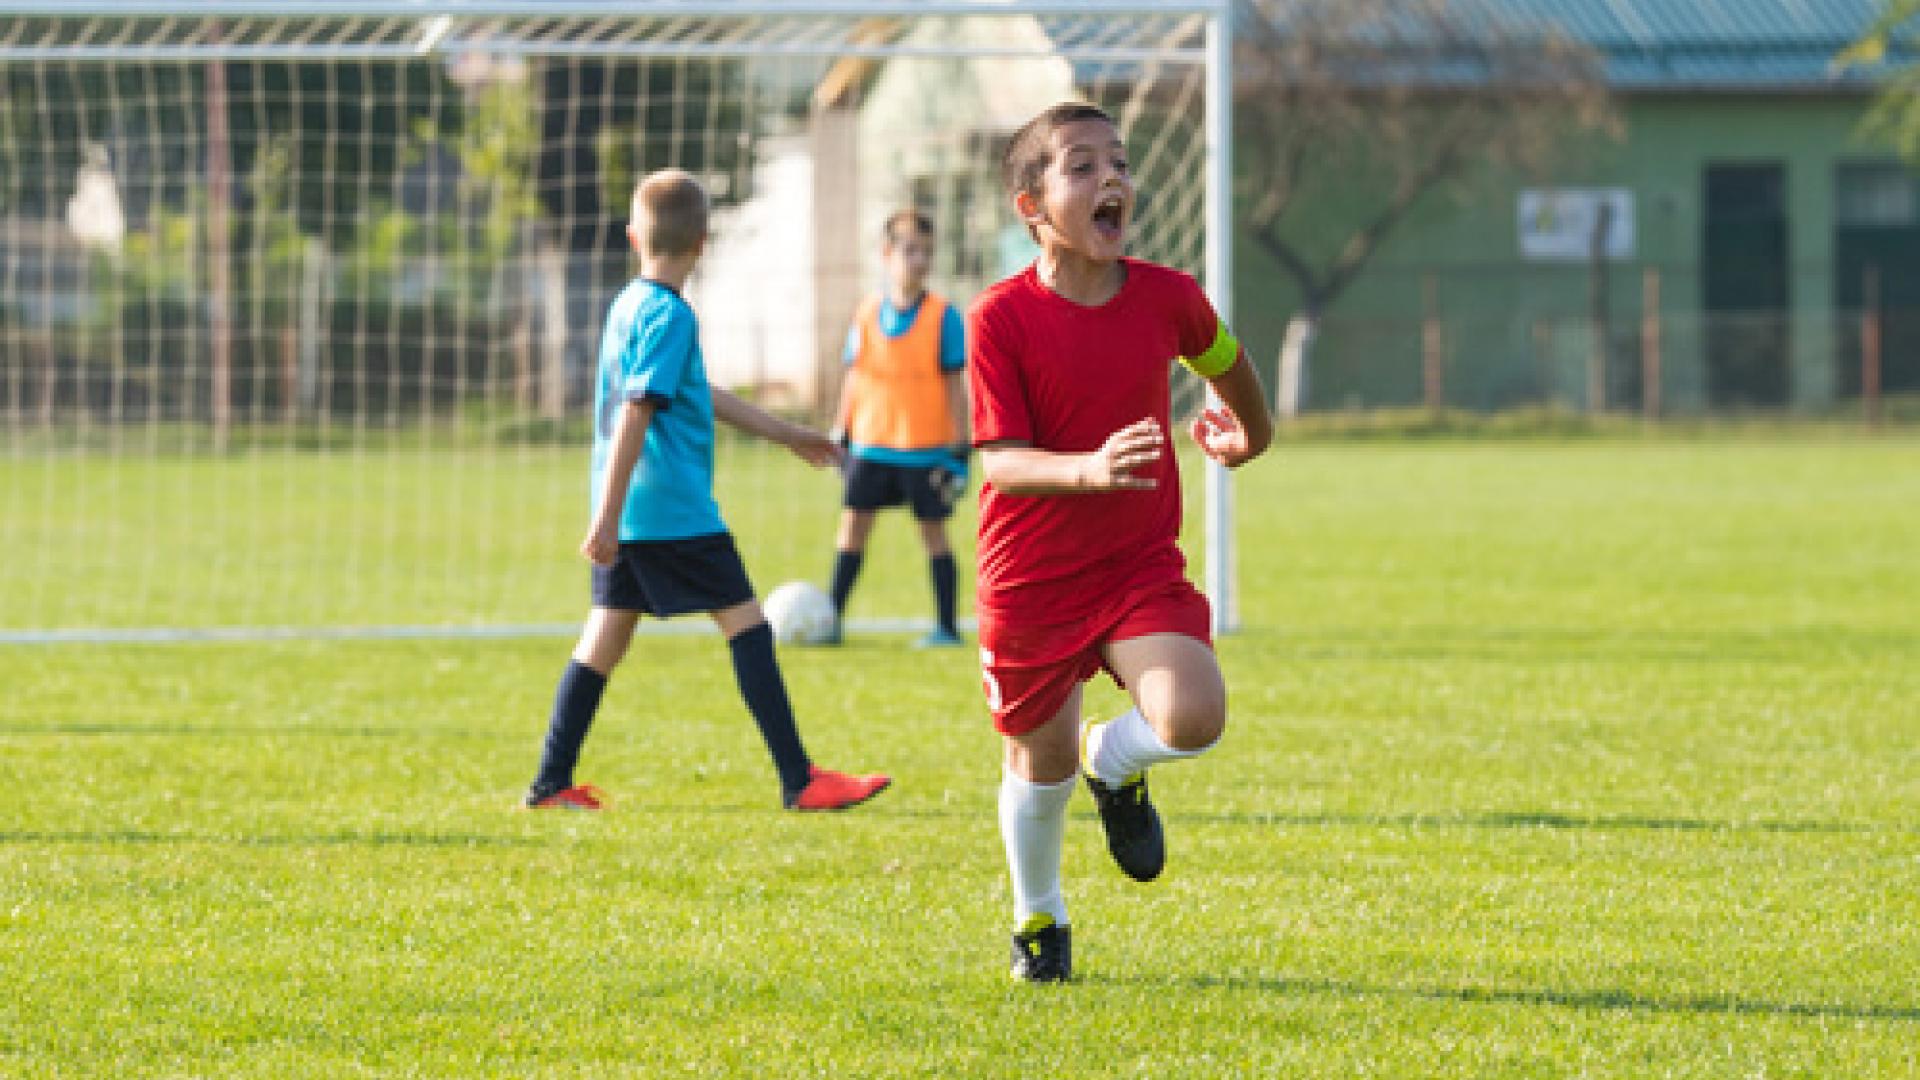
[
  {"xmin": 942, "ymin": 305, "xmax": 970, "ymax": 453},
  {"xmin": 711, "ymin": 386, "xmax": 844, "ymax": 468},
  {"xmin": 945, "ymin": 370, "xmax": 970, "ymax": 451},
  {"xmin": 830, "ymin": 369, "xmax": 858, "ymax": 444},
  {"xmin": 979, "ymin": 417, "xmax": 1165, "ymax": 496},
  {"xmin": 583, "ymin": 398, "xmax": 656, "ymax": 566},
  {"xmin": 830, "ymin": 318, "xmax": 861, "ymax": 443},
  {"xmin": 1190, "ymin": 348, "xmax": 1273, "ymax": 469}
]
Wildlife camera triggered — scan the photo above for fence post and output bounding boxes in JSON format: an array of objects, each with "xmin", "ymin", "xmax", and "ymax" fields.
[
  {"xmin": 1422, "ymin": 273, "xmax": 1443, "ymax": 415},
  {"xmin": 36, "ymin": 332, "xmax": 56, "ymax": 428},
  {"xmin": 1587, "ymin": 201, "xmax": 1613, "ymax": 414},
  {"xmin": 280, "ymin": 325, "xmax": 297, "ymax": 426},
  {"xmin": 206, "ymin": 26, "xmax": 233, "ymax": 451},
  {"xmin": 538, "ymin": 239, "xmax": 568, "ymax": 421},
  {"xmin": 1863, "ymin": 264, "xmax": 1882, "ymax": 430},
  {"xmin": 1641, "ymin": 267, "xmax": 1661, "ymax": 420},
  {"xmin": 297, "ymin": 237, "xmax": 326, "ymax": 417}
]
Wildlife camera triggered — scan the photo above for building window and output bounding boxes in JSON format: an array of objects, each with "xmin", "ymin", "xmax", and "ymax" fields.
[{"xmin": 1836, "ymin": 163, "xmax": 1918, "ymax": 227}]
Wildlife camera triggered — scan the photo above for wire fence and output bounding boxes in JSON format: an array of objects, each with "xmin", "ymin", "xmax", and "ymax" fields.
[{"xmin": 1265, "ymin": 260, "xmax": 1916, "ymax": 423}]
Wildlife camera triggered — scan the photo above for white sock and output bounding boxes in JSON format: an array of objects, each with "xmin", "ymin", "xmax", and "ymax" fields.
[
  {"xmin": 1085, "ymin": 707, "xmax": 1214, "ymax": 786},
  {"xmin": 998, "ymin": 769, "xmax": 1076, "ymax": 929}
]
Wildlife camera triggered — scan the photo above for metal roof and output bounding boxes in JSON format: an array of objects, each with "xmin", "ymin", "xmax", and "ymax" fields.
[
  {"xmin": 1243, "ymin": 0, "xmax": 1912, "ymax": 91},
  {"xmin": 1481, "ymin": 0, "xmax": 1900, "ymax": 89}
]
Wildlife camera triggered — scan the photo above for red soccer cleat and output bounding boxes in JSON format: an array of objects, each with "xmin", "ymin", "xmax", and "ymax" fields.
[
  {"xmin": 786, "ymin": 766, "xmax": 891, "ymax": 811},
  {"xmin": 521, "ymin": 783, "xmax": 607, "ymax": 811}
]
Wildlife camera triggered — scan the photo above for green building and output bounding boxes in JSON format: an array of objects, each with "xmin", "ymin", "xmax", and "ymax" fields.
[{"xmin": 1235, "ymin": 0, "xmax": 1919, "ymax": 415}]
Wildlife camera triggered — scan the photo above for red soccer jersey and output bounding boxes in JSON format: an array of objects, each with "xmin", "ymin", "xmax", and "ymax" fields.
[{"xmin": 967, "ymin": 258, "xmax": 1220, "ymax": 635}]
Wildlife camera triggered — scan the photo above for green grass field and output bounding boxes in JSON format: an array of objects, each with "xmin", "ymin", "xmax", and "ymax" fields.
[{"xmin": 3, "ymin": 435, "xmax": 1918, "ymax": 1076}]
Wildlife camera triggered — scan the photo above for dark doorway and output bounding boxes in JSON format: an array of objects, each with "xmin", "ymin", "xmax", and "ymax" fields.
[
  {"xmin": 1834, "ymin": 163, "xmax": 1920, "ymax": 399},
  {"xmin": 1703, "ymin": 164, "xmax": 1790, "ymax": 407}
]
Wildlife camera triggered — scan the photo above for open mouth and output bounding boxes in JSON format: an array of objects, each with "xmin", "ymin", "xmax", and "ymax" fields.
[{"xmin": 1092, "ymin": 195, "xmax": 1126, "ymax": 237}]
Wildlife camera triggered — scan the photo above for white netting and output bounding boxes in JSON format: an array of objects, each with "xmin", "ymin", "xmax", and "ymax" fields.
[{"xmin": 0, "ymin": 2, "xmax": 1220, "ymax": 637}]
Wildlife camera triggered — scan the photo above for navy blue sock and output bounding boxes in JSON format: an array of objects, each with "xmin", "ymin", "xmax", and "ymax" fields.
[
  {"xmin": 929, "ymin": 553, "xmax": 958, "ymax": 634},
  {"xmin": 829, "ymin": 549, "xmax": 864, "ymax": 614},
  {"xmin": 728, "ymin": 622, "xmax": 813, "ymax": 797},
  {"xmin": 533, "ymin": 660, "xmax": 607, "ymax": 792}
]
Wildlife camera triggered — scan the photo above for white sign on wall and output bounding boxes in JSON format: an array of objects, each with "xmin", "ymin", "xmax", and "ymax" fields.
[{"xmin": 1518, "ymin": 188, "xmax": 1636, "ymax": 261}]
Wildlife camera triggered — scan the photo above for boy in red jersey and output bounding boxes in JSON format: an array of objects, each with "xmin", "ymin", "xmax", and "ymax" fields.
[{"xmin": 968, "ymin": 103, "xmax": 1273, "ymax": 982}]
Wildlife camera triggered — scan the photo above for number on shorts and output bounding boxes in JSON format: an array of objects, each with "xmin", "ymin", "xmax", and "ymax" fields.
[{"xmin": 979, "ymin": 647, "xmax": 1003, "ymax": 712}]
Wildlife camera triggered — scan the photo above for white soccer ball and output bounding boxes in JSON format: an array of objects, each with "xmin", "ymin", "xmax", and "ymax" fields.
[{"xmin": 763, "ymin": 580, "xmax": 838, "ymax": 645}]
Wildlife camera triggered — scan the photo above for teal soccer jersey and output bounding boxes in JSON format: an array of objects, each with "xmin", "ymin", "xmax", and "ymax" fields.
[{"xmin": 592, "ymin": 278, "xmax": 726, "ymax": 541}]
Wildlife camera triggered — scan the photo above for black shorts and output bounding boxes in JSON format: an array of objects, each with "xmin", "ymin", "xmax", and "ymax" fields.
[
  {"xmin": 843, "ymin": 455, "xmax": 956, "ymax": 521},
  {"xmin": 590, "ymin": 532, "xmax": 756, "ymax": 617}
]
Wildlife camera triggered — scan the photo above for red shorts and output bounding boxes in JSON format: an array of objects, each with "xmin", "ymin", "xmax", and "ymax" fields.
[{"xmin": 977, "ymin": 576, "xmax": 1212, "ymax": 736}]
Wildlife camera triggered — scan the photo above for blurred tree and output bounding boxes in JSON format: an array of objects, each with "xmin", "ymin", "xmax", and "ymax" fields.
[
  {"xmin": 1238, "ymin": 0, "xmax": 1617, "ymax": 414},
  {"xmin": 1840, "ymin": 0, "xmax": 1920, "ymax": 160},
  {"xmin": 536, "ymin": 57, "xmax": 756, "ymax": 255},
  {"xmin": 224, "ymin": 59, "xmax": 456, "ymax": 250}
]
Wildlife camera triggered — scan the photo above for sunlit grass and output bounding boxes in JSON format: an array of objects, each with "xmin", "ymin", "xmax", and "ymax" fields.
[{"xmin": 3, "ymin": 435, "xmax": 1917, "ymax": 1076}]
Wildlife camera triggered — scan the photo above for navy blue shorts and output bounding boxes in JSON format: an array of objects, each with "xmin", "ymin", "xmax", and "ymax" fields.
[
  {"xmin": 590, "ymin": 532, "xmax": 756, "ymax": 617},
  {"xmin": 843, "ymin": 455, "xmax": 957, "ymax": 521}
]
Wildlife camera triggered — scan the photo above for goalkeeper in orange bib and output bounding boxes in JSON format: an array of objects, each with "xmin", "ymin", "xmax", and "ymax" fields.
[
  {"xmin": 967, "ymin": 103, "xmax": 1273, "ymax": 982},
  {"xmin": 823, "ymin": 209, "xmax": 971, "ymax": 647}
]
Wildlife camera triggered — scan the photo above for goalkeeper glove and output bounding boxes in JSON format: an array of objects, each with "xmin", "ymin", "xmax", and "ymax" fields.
[{"xmin": 931, "ymin": 445, "xmax": 970, "ymax": 506}]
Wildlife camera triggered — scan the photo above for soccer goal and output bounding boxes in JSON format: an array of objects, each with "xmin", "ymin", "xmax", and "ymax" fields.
[{"xmin": 0, "ymin": 0, "xmax": 1235, "ymax": 641}]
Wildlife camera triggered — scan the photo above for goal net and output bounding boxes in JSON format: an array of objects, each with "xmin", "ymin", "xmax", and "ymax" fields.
[{"xmin": 0, "ymin": 1, "xmax": 1231, "ymax": 640}]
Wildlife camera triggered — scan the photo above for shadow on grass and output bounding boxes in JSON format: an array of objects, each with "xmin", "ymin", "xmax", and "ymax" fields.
[
  {"xmin": 0, "ymin": 723, "xmax": 505, "ymax": 739},
  {"xmin": 10, "ymin": 804, "xmax": 1888, "ymax": 841},
  {"xmin": 1182, "ymin": 809, "xmax": 1904, "ymax": 835},
  {"xmin": 0, "ymin": 829, "xmax": 543, "ymax": 848},
  {"xmin": 572, "ymin": 802, "xmax": 1905, "ymax": 837},
  {"xmin": 1146, "ymin": 974, "xmax": 1920, "ymax": 1023},
  {"xmin": 754, "ymin": 803, "xmax": 1901, "ymax": 836},
  {"xmin": 1277, "ymin": 626, "xmax": 1919, "ymax": 664}
]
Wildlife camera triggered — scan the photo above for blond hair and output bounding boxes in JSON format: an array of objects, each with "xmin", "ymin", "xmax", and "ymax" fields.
[{"xmin": 629, "ymin": 168, "xmax": 709, "ymax": 257}]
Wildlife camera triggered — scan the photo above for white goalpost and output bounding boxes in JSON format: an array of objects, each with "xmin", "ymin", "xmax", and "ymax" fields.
[{"xmin": 0, "ymin": 0, "xmax": 1235, "ymax": 641}]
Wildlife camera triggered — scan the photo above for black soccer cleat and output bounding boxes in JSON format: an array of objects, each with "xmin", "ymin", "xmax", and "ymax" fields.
[
  {"xmin": 1009, "ymin": 916, "xmax": 1072, "ymax": 983},
  {"xmin": 1085, "ymin": 770, "xmax": 1165, "ymax": 882}
]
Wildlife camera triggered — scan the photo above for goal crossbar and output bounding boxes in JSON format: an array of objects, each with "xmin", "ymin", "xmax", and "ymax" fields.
[
  {"xmin": 0, "ymin": 2, "xmax": 1220, "ymax": 60},
  {"xmin": 0, "ymin": 10, "xmax": 1214, "ymax": 65}
]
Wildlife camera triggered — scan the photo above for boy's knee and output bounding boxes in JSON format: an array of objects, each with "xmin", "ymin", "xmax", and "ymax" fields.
[
  {"xmin": 1147, "ymin": 692, "xmax": 1226, "ymax": 753},
  {"xmin": 1165, "ymin": 710, "xmax": 1224, "ymax": 753},
  {"xmin": 711, "ymin": 600, "xmax": 764, "ymax": 640},
  {"xmin": 573, "ymin": 635, "xmax": 629, "ymax": 673},
  {"xmin": 573, "ymin": 633, "xmax": 628, "ymax": 667}
]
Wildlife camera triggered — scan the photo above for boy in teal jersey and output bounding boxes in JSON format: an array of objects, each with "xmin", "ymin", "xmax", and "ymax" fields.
[
  {"xmin": 824, "ymin": 210, "xmax": 970, "ymax": 646},
  {"xmin": 522, "ymin": 168, "xmax": 891, "ymax": 813}
]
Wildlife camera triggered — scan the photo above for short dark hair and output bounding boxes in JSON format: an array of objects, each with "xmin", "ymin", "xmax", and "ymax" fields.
[
  {"xmin": 1000, "ymin": 102, "xmax": 1116, "ymax": 204},
  {"xmin": 882, "ymin": 208, "xmax": 933, "ymax": 247},
  {"xmin": 629, "ymin": 168, "xmax": 709, "ymax": 257}
]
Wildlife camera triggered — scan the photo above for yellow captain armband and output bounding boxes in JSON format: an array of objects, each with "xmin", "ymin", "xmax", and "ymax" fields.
[{"xmin": 1179, "ymin": 320, "xmax": 1239, "ymax": 380}]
